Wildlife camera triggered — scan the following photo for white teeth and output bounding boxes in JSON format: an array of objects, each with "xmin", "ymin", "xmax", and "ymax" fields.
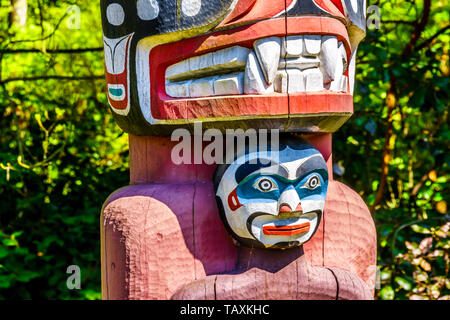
[
  {"xmin": 274, "ymin": 69, "xmax": 305, "ymax": 93},
  {"xmin": 279, "ymin": 56, "xmax": 320, "ymax": 70},
  {"xmin": 341, "ymin": 76, "xmax": 348, "ymax": 92},
  {"xmin": 165, "ymin": 80, "xmax": 192, "ymax": 98},
  {"xmin": 213, "ymin": 72, "xmax": 244, "ymax": 96},
  {"xmin": 274, "ymin": 70, "xmax": 288, "ymax": 93},
  {"xmin": 190, "ymin": 76, "xmax": 218, "ymax": 97},
  {"xmin": 213, "ymin": 46, "xmax": 250, "ymax": 71},
  {"xmin": 329, "ymin": 49, "xmax": 344, "ymax": 92},
  {"xmin": 320, "ymin": 36, "xmax": 338, "ymax": 83},
  {"xmin": 103, "ymin": 45, "xmax": 113, "ymax": 73},
  {"xmin": 166, "ymin": 60, "xmax": 191, "ymax": 82},
  {"xmin": 244, "ymin": 52, "xmax": 274, "ymax": 94},
  {"xmin": 339, "ymin": 42, "xmax": 348, "ymax": 73},
  {"xmin": 254, "ymin": 37, "xmax": 282, "ymax": 85},
  {"xmin": 282, "ymin": 36, "xmax": 304, "ymax": 58},
  {"xmin": 304, "ymin": 35, "xmax": 321, "ymax": 56},
  {"xmin": 165, "ymin": 34, "xmax": 352, "ymax": 98},
  {"xmin": 108, "ymin": 84, "xmax": 126, "ymax": 101},
  {"xmin": 189, "ymin": 53, "xmax": 214, "ymax": 74},
  {"xmin": 304, "ymin": 69, "xmax": 324, "ymax": 92},
  {"xmin": 286, "ymin": 69, "xmax": 306, "ymax": 93},
  {"xmin": 166, "ymin": 46, "xmax": 250, "ymax": 82}
]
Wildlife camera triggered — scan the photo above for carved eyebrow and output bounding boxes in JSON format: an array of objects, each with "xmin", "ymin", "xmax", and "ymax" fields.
[
  {"xmin": 295, "ymin": 155, "xmax": 328, "ymax": 178},
  {"xmin": 256, "ymin": 165, "xmax": 290, "ymax": 179},
  {"xmin": 235, "ymin": 162, "xmax": 288, "ymax": 183}
]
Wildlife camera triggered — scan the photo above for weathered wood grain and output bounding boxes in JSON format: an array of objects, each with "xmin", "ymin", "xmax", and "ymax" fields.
[{"xmin": 103, "ymin": 135, "xmax": 376, "ymax": 300}]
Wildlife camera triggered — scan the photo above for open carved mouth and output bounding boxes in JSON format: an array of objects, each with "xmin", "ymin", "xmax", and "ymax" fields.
[
  {"xmin": 263, "ymin": 222, "xmax": 311, "ymax": 236},
  {"xmin": 165, "ymin": 34, "xmax": 348, "ymax": 98},
  {"xmin": 252, "ymin": 210, "xmax": 319, "ymax": 241},
  {"xmin": 145, "ymin": 17, "xmax": 353, "ymax": 123}
]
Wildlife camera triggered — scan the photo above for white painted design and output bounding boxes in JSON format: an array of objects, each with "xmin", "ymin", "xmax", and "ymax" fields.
[
  {"xmin": 137, "ymin": 0, "xmax": 159, "ymax": 20},
  {"xmin": 190, "ymin": 76, "xmax": 218, "ymax": 97},
  {"xmin": 108, "ymin": 84, "xmax": 126, "ymax": 101},
  {"xmin": 282, "ymin": 36, "xmax": 304, "ymax": 58},
  {"xmin": 278, "ymin": 188, "xmax": 301, "ymax": 211},
  {"xmin": 274, "ymin": 70, "xmax": 288, "ymax": 93},
  {"xmin": 287, "ymin": 69, "xmax": 306, "ymax": 93},
  {"xmin": 136, "ymin": 29, "xmax": 353, "ymax": 123},
  {"xmin": 213, "ymin": 46, "xmax": 250, "ymax": 70},
  {"xmin": 244, "ymin": 51, "xmax": 274, "ymax": 94},
  {"xmin": 215, "ymin": 146, "xmax": 328, "ymax": 248},
  {"xmin": 304, "ymin": 68, "xmax": 324, "ymax": 92},
  {"xmin": 348, "ymin": 48, "xmax": 358, "ymax": 95},
  {"xmin": 254, "ymin": 37, "xmax": 281, "ymax": 85},
  {"xmin": 164, "ymin": 34, "xmax": 350, "ymax": 97},
  {"xmin": 213, "ymin": 72, "xmax": 244, "ymax": 95},
  {"xmin": 103, "ymin": 33, "xmax": 134, "ymax": 116},
  {"xmin": 279, "ymin": 56, "xmax": 320, "ymax": 70},
  {"xmin": 106, "ymin": 3, "xmax": 125, "ymax": 26},
  {"xmin": 134, "ymin": 0, "xmax": 240, "ymax": 124},
  {"xmin": 103, "ymin": 34, "xmax": 130, "ymax": 74},
  {"xmin": 166, "ymin": 46, "xmax": 250, "ymax": 82},
  {"xmin": 181, "ymin": 0, "xmax": 202, "ymax": 17},
  {"xmin": 351, "ymin": 0, "xmax": 359, "ymax": 14},
  {"xmin": 320, "ymin": 36, "xmax": 338, "ymax": 83},
  {"xmin": 304, "ymin": 35, "xmax": 322, "ymax": 56},
  {"xmin": 165, "ymin": 80, "xmax": 192, "ymax": 98}
]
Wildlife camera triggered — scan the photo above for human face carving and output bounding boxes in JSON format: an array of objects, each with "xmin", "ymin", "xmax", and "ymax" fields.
[{"xmin": 214, "ymin": 139, "xmax": 329, "ymax": 249}]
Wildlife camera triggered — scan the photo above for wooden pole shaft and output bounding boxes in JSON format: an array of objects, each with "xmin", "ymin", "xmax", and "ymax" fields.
[{"xmin": 101, "ymin": 134, "xmax": 377, "ymax": 300}]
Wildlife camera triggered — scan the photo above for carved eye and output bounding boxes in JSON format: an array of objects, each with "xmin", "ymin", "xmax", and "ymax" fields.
[
  {"xmin": 137, "ymin": 0, "xmax": 159, "ymax": 20},
  {"xmin": 106, "ymin": 3, "xmax": 125, "ymax": 26},
  {"xmin": 254, "ymin": 177, "xmax": 278, "ymax": 192},
  {"xmin": 305, "ymin": 175, "xmax": 321, "ymax": 190}
]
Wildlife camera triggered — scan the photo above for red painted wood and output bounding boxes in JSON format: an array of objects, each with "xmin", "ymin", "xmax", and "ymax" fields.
[
  {"xmin": 103, "ymin": 135, "xmax": 377, "ymax": 300},
  {"xmin": 217, "ymin": 0, "xmax": 258, "ymax": 27},
  {"xmin": 323, "ymin": 181, "xmax": 378, "ymax": 290},
  {"xmin": 217, "ymin": 0, "xmax": 293, "ymax": 29},
  {"xmin": 193, "ymin": 181, "xmax": 238, "ymax": 277},
  {"xmin": 129, "ymin": 135, "xmax": 217, "ymax": 184},
  {"xmin": 150, "ymin": 17, "xmax": 351, "ymax": 121},
  {"xmin": 313, "ymin": 0, "xmax": 346, "ymax": 18},
  {"xmin": 101, "ymin": 0, "xmax": 375, "ymax": 301},
  {"xmin": 172, "ymin": 246, "xmax": 372, "ymax": 300}
]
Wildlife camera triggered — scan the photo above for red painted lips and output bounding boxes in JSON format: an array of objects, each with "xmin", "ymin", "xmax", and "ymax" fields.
[{"xmin": 263, "ymin": 222, "xmax": 310, "ymax": 236}]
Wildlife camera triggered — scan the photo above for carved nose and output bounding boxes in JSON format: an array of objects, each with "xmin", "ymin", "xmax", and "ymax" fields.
[
  {"xmin": 279, "ymin": 203, "xmax": 303, "ymax": 213},
  {"xmin": 278, "ymin": 187, "xmax": 302, "ymax": 214}
]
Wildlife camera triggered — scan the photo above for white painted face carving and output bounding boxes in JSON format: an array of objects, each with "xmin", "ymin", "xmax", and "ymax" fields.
[{"xmin": 214, "ymin": 140, "xmax": 329, "ymax": 249}]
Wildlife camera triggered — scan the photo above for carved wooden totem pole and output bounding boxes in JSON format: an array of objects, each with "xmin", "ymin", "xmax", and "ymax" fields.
[{"xmin": 100, "ymin": 0, "xmax": 377, "ymax": 300}]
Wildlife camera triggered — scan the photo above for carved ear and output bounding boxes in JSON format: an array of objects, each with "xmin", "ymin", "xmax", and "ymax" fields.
[{"xmin": 228, "ymin": 188, "xmax": 243, "ymax": 211}]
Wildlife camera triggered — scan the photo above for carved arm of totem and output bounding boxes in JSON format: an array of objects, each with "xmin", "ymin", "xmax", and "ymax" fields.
[{"xmin": 172, "ymin": 254, "xmax": 372, "ymax": 300}]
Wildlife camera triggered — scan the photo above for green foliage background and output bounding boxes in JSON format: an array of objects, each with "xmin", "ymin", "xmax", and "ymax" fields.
[{"xmin": 0, "ymin": 0, "xmax": 448, "ymax": 300}]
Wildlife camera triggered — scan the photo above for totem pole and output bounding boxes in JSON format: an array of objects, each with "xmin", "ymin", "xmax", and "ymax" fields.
[{"xmin": 100, "ymin": 0, "xmax": 377, "ymax": 300}]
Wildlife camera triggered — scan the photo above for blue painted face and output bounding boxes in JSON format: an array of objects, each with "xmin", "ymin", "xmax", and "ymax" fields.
[
  {"xmin": 236, "ymin": 171, "xmax": 328, "ymax": 206},
  {"xmin": 215, "ymin": 139, "xmax": 329, "ymax": 249}
]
